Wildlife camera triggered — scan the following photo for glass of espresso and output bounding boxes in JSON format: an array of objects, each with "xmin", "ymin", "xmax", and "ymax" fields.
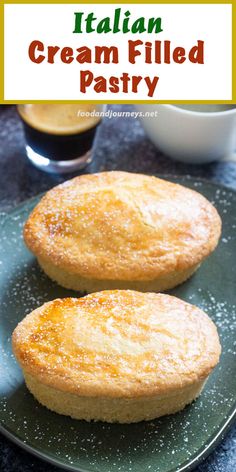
[{"xmin": 17, "ymin": 104, "xmax": 103, "ymax": 173}]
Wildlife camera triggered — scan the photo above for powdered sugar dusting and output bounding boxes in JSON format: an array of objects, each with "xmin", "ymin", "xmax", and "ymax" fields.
[{"xmin": 0, "ymin": 179, "xmax": 236, "ymax": 472}]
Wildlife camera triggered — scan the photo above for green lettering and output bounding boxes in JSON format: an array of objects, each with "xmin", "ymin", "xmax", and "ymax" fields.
[
  {"xmin": 97, "ymin": 17, "xmax": 112, "ymax": 33},
  {"xmin": 148, "ymin": 17, "xmax": 163, "ymax": 34},
  {"xmin": 131, "ymin": 18, "xmax": 146, "ymax": 34},
  {"xmin": 73, "ymin": 12, "xmax": 83, "ymax": 33},
  {"xmin": 113, "ymin": 8, "xmax": 121, "ymax": 33},
  {"xmin": 123, "ymin": 11, "xmax": 131, "ymax": 33},
  {"xmin": 86, "ymin": 12, "xmax": 97, "ymax": 33}
]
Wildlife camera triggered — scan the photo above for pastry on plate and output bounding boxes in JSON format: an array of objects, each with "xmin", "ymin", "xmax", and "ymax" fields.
[
  {"xmin": 12, "ymin": 290, "xmax": 221, "ymax": 423},
  {"xmin": 24, "ymin": 171, "xmax": 221, "ymax": 292}
]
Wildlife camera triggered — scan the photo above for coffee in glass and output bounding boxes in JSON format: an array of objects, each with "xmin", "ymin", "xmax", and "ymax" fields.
[{"xmin": 17, "ymin": 104, "xmax": 103, "ymax": 173}]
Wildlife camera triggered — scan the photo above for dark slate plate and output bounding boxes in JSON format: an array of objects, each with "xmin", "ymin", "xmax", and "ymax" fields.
[{"xmin": 0, "ymin": 176, "xmax": 235, "ymax": 472}]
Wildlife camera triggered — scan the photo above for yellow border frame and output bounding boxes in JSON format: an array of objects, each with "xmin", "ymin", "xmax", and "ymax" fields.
[
  {"xmin": 0, "ymin": 1, "xmax": 235, "ymax": 104},
  {"xmin": 0, "ymin": 3, "xmax": 3, "ymax": 102}
]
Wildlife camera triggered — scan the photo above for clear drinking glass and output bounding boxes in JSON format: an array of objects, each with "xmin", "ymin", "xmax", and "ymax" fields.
[{"xmin": 17, "ymin": 104, "xmax": 103, "ymax": 173}]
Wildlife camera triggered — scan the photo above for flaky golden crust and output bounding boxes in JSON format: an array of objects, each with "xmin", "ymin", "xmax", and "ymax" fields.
[
  {"xmin": 23, "ymin": 172, "xmax": 221, "ymax": 285},
  {"xmin": 12, "ymin": 291, "xmax": 221, "ymax": 399}
]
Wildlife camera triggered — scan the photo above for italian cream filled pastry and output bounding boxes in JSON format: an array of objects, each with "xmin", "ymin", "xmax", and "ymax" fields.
[
  {"xmin": 23, "ymin": 171, "xmax": 221, "ymax": 292},
  {"xmin": 12, "ymin": 291, "xmax": 221, "ymax": 423}
]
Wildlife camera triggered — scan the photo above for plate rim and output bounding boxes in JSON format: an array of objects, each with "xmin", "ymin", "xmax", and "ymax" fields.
[
  {"xmin": 1, "ymin": 174, "xmax": 236, "ymax": 472},
  {"xmin": 1, "ymin": 405, "xmax": 236, "ymax": 472}
]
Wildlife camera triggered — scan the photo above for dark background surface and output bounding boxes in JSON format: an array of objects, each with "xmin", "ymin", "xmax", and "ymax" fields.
[{"xmin": 0, "ymin": 105, "xmax": 235, "ymax": 472}]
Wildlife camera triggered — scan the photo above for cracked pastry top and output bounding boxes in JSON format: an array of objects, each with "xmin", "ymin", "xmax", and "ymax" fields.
[
  {"xmin": 12, "ymin": 291, "xmax": 221, "ymax": 398},
  {"xmin": 23, "ymin": 171, "xmax": 222, "ymax": 292}
]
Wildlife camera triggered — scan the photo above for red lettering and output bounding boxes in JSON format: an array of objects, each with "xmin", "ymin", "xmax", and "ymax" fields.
[
  {"xmin": 173, "ymin": 47, "xmax": 186, "ymax": 64},
  {"xmin": 61, "ymin": 47, "xmax": 74, "ymax": 64},
  {"xmin": 28, "ymin": 40, "xmax": 45, "ymax": 64},
  {"xmin": 128, "ymin": 40, "xmax": 143, "ymax": 64},
  {"xmin": 80, "ymin": 70, "xmax": 93, "ymax": 93}
]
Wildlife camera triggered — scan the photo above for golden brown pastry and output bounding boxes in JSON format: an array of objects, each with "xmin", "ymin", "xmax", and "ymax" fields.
[
  {"xmin": 12, "ymin": 290, "xmax": 221, "ymax": 423},
  {"xmin": 24, "ymin": 171, "xmax": 221, "ymax": 292}
]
